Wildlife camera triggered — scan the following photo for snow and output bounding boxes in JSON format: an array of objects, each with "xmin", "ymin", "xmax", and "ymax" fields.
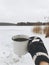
[{"xmin": 0, "ymin": 26, "xmax": 49, "ymax": 65}]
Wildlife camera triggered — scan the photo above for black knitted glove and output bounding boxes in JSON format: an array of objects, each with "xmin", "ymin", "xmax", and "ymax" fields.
[{"xmin": 27, "ymin": 36, "xmax": 49, "ymax": 65}]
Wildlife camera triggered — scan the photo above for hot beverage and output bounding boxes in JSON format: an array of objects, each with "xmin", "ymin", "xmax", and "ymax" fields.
[
  {"xmin": 13, "ymin": 38, "xmax": 28, "ymax": 41},
  {"xmin": 12, "ymin": 35, "xmax": 29, "ymax": 56}
]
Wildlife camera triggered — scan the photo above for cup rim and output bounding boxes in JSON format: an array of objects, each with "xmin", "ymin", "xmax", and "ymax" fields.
[{"xmin": 12, "ymin": 35, "xmax": 29, "ymax": 42}]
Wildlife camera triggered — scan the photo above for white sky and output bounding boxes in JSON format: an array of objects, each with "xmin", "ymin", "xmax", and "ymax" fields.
[{"xmin": 0, "ymin": 0, "xmax": 49, "ymax": 23}]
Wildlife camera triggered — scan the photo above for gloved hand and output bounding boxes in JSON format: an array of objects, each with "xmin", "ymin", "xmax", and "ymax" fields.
[{"xmin": 27, "ymin": 36, "xmax": 49, "ymax": 65}]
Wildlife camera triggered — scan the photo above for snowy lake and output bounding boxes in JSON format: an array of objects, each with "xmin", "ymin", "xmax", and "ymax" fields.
[{"xmin": 0, "ymin": 26, "xmax": 49, "ymax": 65}]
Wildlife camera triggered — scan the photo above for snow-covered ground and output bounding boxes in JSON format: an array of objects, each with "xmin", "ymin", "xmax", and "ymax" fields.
[{"xmin": 0, "ymin": 26, "xmax": 49, "ymax": 65}]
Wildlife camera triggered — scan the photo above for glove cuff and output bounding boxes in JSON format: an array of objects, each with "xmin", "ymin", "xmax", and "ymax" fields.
[{"xmin": 33, "ymin": 52, "xmax": 49, "ymax": 65}]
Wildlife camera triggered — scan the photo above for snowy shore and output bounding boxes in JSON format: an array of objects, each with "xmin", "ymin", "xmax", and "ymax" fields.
[{"xmin": 0, "ymin": 26, "xmax": 49, "ymax": 65}]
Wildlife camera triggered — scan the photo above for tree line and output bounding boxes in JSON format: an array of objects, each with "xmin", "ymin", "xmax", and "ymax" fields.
[{"xmin": 17, "ymin": 22, "xmax": 49, "ymax": 26}]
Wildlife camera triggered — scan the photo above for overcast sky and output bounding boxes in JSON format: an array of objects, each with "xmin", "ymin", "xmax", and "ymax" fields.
[{"xmin": 0, "ymin": 0, "xmax": 49, "ymax": 23}]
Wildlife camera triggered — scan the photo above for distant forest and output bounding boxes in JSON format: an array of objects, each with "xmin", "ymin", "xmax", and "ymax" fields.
[
  {"xmin": 16, "ymin": 22, "xmax": 49, "ymax": 26},
  {"xmin": 0, "ymin": 22, "xmax": 49, "ymax": 26}
]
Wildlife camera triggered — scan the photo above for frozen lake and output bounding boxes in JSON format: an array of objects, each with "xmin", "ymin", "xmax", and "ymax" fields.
[
  {"xmin": 0, "ymin": 26, "xmax": 49, "ymax": 65},
  {"xmin": 0, "ymin": 26, "xmax": 49, "ymax": 52}
]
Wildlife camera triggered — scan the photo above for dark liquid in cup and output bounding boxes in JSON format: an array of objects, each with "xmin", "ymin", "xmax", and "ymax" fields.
[{"xmin": 13, "ymin": 38, "xmax": 28, "ymax": 41}]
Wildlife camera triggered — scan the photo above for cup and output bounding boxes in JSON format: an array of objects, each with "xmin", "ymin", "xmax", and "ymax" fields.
[{"xmin": 12, "ymin": 35, "xmax": 29, "ymax": 56}]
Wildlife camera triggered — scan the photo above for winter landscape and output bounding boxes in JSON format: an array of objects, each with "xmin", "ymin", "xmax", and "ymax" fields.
[
  {"xmin": 0, "ymin": 26, "xmax": 49, "ymax": 65},
  {"xmin": 0, "ymin": 0, "xmax": 49, "ymax": 65}
]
